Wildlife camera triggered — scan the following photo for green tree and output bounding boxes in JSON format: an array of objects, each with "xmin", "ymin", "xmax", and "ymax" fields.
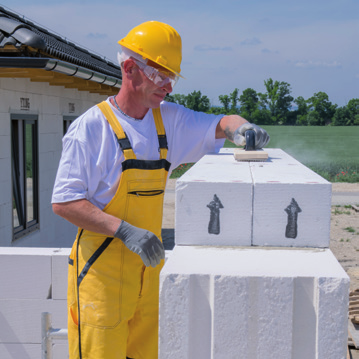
[
  {"xmin": 347, "ymin": 98, "xmax": 359, "ymax": 125},
  {"xmin": 333, "ymin": 99, "xmax": 359, "ymax": 126},
  {"xmin": 167, "ymin": 91, "xmax": 210, "ymax": 112},
  {"xmin": 294, "ymin": 96, "xmax": 309, "ymax": 125},
  {"xmin": 307, "ymin": 110, "xmax": 321, "ymax": 126},
  {"xmin": 347, "ymin": 98, "xmax": 359, "ymax": 114},
  {"xmin": 218, "ymin": 94, "xmax": 230, "ymax": 114},
  {"xmin": 165, "ymin": 94, "xmax": 175, "ymax": 103},
  {"xmin": 332, "ymin": 106, "xmax": 351, "ymax": 126},
  {"xmin": 239, "ymin": 88, "xmax": 259, "ymax": 120},
  {"xmin": 229, "ymin": 88, "xmax": 240, "ymax": 114},
  {"xmin": 253, "ymin": 92, "xmax": 275, "ymax": 125},
  {"xmin": 307, "ymin": 92, "xmax": 337, "ymax": 125},
  {"xmin": 207, "ymin": 106, "xmax": 222, "ymax": 115},
  {"xmin": 262, "ymin": 78, "xmax": 294, "ymax": 124},
  {"xmin": 166, "ymin": 94, "xmax": 186, "ymax": 106},
  {"xmin": 185, "ymin": 90, "xmax": 210, "ymax": 112}
]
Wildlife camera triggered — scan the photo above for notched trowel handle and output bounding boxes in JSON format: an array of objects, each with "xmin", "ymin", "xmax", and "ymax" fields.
[{"xmin": 244, "ymin": 129, "xmax": 256, "ymax": 151}]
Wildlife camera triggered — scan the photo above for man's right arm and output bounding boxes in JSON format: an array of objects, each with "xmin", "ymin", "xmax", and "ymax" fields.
[
  {"xmin": 52, "ymin": 199, "xmax": 121, "ymax": 237},
  {"xmin": 52, "ymin": 200, "xmax": 165, "ymax": 267}
]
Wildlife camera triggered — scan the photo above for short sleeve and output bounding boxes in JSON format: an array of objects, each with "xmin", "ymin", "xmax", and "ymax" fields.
[{"xmin": 161, "ymin": 102, "xmax": 225, "ymax": 170}]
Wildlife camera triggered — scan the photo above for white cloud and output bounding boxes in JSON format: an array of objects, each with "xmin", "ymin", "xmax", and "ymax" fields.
[
  {"xmin": 194, "ymin": 44, "xmax": 232, "ymax": 52},
  {"xmin": 294, "ymin": 60, "xmax": 342, "ymax": 69},
  {"xmin": 86, "ymin": 33, "xmax": 108, "ymax": 40},
  {"xmin": 240, "ymin": 37, "xmax": 262, "ymax": 46},
  {"xmin": 261, "ymin": 48, "xmax": 279, "ymax": 54}
]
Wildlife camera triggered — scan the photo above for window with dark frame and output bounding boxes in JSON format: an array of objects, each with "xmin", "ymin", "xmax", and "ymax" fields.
[
  {"xmin": 11, "ymin": 115, "xmax": 39, "ymax": 240},
  {"xmin": 63, "ymin": 116, "xmax": 77, "ymax": 135}
]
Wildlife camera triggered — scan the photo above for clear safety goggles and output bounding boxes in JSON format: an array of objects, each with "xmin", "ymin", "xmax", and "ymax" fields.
[{"xmin": 133, "ymin": 59, "xmax": 179, "ymax": 88}]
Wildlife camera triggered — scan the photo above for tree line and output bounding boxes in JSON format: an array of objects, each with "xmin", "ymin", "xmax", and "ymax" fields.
[{"xmin": 167, "ymin": 78, "xmax": 359, "ymax": 126}]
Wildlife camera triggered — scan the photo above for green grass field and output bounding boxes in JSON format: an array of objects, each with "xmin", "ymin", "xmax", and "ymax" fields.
[
  {"xmin": 172, "ymin": 126, "xmax": 359, "ymax": 182},
  {"xmin": 251, "ymin": 126, "xmax": 358, "ymax": 164}
]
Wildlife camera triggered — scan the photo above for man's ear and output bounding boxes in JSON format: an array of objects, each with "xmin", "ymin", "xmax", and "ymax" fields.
[{"xmin": 123, "ymin": 59, "xmax": 137, "ymax": 76}]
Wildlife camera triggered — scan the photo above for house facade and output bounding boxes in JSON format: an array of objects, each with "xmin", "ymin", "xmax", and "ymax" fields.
[{"xmin": 0, "ymin": 6, "xmax": 122, "ymax": 247}]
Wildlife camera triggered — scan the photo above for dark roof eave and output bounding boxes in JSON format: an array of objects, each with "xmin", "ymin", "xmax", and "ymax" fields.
[{"xmin": 0, "ymin": 57, "xmax": 122, "ymax": 88}]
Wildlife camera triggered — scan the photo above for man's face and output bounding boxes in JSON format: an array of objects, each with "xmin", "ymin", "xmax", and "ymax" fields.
[{"xmin": 131, "ymin": 60, "xmax": 174, "ymax": 109}]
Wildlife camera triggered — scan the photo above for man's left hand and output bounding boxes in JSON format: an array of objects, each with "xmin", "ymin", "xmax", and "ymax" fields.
[{"xmin": 233, "ymin": 123, "xmax": 270, "ymax": 149}]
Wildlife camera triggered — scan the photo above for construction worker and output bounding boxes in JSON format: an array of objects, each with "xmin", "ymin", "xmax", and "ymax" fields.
[{"xmin": 52, "ymin": 21, "xmax": 269, "ymax": 359}]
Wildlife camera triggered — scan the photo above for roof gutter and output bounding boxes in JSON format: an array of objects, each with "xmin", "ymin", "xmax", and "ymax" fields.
[{"xmin": 0, "ymin": 57, "xmax": 122, "ymax": 88}]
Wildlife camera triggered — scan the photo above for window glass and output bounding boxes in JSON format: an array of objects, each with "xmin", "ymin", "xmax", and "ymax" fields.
[
  {"xmin": 11, "ymin": 117, "xmax": 39, "ymax": 239},
  {"xmin": 25, "ymin": 123, "xmax": 34, "ymax": 222}
]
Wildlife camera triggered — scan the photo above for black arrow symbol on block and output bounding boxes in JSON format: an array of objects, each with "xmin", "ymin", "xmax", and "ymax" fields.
[
  {"xmin": 207, "ymin": 194, "xmax": 224, "ymax": 235},
  {"xmin": 284, "ymin": 198, "xmax": 302, "ymax": 239}
]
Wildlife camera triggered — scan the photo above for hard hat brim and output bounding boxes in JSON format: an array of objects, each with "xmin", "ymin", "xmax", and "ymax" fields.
[{"xmin": 119, "ymin": 41, "xmax": 185, "ymax": 79}]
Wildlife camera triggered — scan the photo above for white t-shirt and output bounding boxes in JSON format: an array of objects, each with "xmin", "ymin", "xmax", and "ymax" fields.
[{"xmin": 52, "ymin": 98, "xmax": 225, "ymax": 210}]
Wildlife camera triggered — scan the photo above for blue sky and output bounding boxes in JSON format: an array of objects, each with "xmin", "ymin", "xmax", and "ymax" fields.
[{"xmin": 2, "ymin": 0, "xmax": 358, "ymax": 106}]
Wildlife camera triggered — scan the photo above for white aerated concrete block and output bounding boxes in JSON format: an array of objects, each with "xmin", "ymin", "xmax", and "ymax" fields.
[
  {"xmin": 0, "ymin": 248, "xmax": 69, "ymax": 357},
  {"xmin": 251, "ymin": 149, "xmax": 331, "ymax": 247},
  {"xmin": 0, "ymin": 344, "xmax": 40, "ymax": 359},
  {"xmin": 175, "ymin": 154, "xmax": 252, "ymax": 246},
  {"xmin": 317, "ymin": 277, "xmax": 349, "ymax": 358},
  {"xmin": 53, "ymin": 344, "xmax": 70, "ymax": 359},
  {"xmin": 0, "ymin": 299, "xmax": 67, "ymax": 343},
  {"xmin": 0, "ymin": 248, "xmax": 52, "ymax": 299},
  {"xmin": 159, "ymin": 246, "xmax": 349, "ymax": 359},
  {"xmin": 176, "ymin": 149, "xmax": 331, "ymax": 248},
  {"xmin": 52, "ymin": 248, "xmax": 71, "ymax": 300}
]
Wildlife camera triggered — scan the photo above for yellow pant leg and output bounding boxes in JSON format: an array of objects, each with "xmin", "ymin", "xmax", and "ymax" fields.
[
  {"xmin": 67, "ymin": 236, "xmax": 145, "ymax": 359},
  {"xmin": 68, "ymin": 243, "xmax": 80, "ymax": 359},
  {"xmin": 127, "ymin": 260, "xmax": 164, "ymax": 359}
]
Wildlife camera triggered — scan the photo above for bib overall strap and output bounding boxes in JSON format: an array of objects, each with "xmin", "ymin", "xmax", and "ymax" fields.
[
  {"xmin": 152, "ymin": 108, "xmax": 168, "ymax": 160},
  {"xmin": 97, "ymin": 101, "xmax": 136, "ymax": 160}
]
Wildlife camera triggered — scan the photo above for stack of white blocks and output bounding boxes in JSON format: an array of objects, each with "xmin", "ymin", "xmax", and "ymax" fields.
[
  {"xmin": 0, "ymin": 247, "xmax": 70, "ymax": 359},
  {"xmin": 159, "ymin": 149, "xmax": 349, "ymax": 359}
]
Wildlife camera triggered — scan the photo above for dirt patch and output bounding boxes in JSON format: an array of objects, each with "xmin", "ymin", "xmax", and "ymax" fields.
[
  {"xmin": 332, "ymin": 183, "xmax": 359, "ymax": 192},
  {"xmin": 330, "ymin": 204, "xmax": 359, "ymax": 291},
  {"xmin": 329, "ymin": 183, "xmax": 359, "ymax": 291}
]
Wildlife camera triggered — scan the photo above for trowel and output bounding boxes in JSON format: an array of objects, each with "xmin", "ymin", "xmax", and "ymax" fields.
[{"xmin": 233, "ymin": 129, "xmax": 269, "ymax": 162}]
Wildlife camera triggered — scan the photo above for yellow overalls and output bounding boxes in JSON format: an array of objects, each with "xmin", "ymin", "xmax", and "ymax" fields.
[{"xmin": 67, "ymin": 101, "xmax": 169, "ymax": 359}]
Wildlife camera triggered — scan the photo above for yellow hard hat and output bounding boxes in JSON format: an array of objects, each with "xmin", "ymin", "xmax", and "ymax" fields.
[{"xmin": 119, "ymin": 21, "xmax": 183, "ymax": 78}]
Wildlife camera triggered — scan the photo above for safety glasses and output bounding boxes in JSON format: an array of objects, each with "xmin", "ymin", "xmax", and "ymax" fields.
[{"xmin": 133, "ymin": 59, "xmax": 179, "ymax": 88}]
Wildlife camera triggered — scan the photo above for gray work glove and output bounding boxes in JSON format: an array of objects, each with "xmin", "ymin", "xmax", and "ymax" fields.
[
  {"xmin": 233, "ymin": 123, "xmax": 270, "ymax": 149},
  {"xmin": 114, "ymin": 221, "xmax": 165, "ymax": 267}
]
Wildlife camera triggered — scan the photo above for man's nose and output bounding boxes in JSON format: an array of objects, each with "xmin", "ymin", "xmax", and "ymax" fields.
[{"xmin": 163, "ymin": 81, "xmax": 173, "ymax": 94}]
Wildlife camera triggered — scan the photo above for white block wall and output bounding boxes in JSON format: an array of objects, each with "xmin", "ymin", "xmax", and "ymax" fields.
[
  {"xmin": 0, "ymin": 247, "xmax": 175, "ymax": 359},
  {"xmin": 159, "ymin": 246, "xmax": 350, "ymax": 359},
  {"xmin": 175, "ymin": 149, "xmax": 331, "ymax": 248},
  {"xmin": 250, "ymin": 149, "xmax": 331, "ymax": 247},
  {"xmin": 0, "ymin": 247, "xmax": 70, "ymax": 359},
  {"xmin": 175, "ymin": 154, "xmax": 252, "ymax": 246},
  {"xmin": 0, "ymin": 77, "xmax": 109, "ymax": 247}
]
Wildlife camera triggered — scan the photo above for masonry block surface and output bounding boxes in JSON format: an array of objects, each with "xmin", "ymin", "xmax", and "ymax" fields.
[
  {"xmin": 0, "ymin": 248, "xmax": 69, "ymax": 357},
  {"xmin": 52, "ymin": 248, "xmax": 71, "ymax": 300},
  {"xmin": 0, "ymin": 249, "xmax": 52, "ymax": 299},
  {"xmin": 0, "ymin": 344, "xmax": 40, "ymax": 359},
  {"xmin": 159, "ymin": 246, "xmax": 349, "ymax": 359},
  {"xmin": 176, "ymin": 149, "xmax": 331, "ymax": 247},
  {"xmin": 251, "ymin": 149, "xmax": 331, "ymax": 247},
  {"xmin": 175, "ymin": 154, "xmax": 252, "ymax": 246},
  {"xmin": 0, "ymin": 299, "xmax": 67, "ymax": 343}
]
